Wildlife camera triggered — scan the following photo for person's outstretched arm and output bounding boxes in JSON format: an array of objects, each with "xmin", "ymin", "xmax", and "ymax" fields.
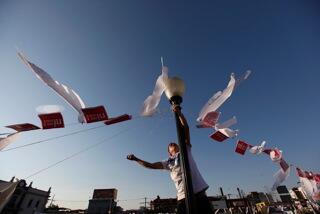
[
  {"xmin": 127, "ymin": 154, "xmax": 164, "ymax": 170},
  {"xmin": 173, "ymin": 105, "xmax": 191, "ymax": 146}
]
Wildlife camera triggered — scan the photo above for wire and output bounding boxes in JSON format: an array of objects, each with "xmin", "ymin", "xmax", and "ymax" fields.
[
  {"xmin": 53, "ymin": 197, "xmax": 153, "ymax": 203},
  {"xmin": 0, "ymin": 133, "xmax": 12, "ymax": 136},
  {"xmin": 53, "ymin": 200, "xmax": 88, "ymax": 203},
  {"xmin": 1, "ymin": 125, "xmax": 105, "ymax": 152},
  {"xmin": 20, "ymin": 112, "xmax": 175, "ymax": 186},
  {"xmin": 1, "ymin": 112, "xmax": 171, "ymax": 152},
  {"xmin": 118, "ymin": 197, "xmax": 153, "ymax": 202},
  {"xmin": 24, "ymin": 127, "xmax": 132, "ymax": 179}
]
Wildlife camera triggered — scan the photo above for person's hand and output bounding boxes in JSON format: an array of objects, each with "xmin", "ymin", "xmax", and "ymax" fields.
[{"xmin": 127, "ymin": 154, "xmax": 138, "ymax": 161}]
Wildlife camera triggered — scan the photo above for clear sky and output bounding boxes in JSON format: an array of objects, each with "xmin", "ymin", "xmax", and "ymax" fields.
[{"xmin": 1, "ymin": 0, "xmax": 320, "ymax": 210}]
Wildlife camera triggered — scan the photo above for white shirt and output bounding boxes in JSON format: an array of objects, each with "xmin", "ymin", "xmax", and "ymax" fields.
[{"xmin": 161, "ymin": 145, "xmax": 209, "ymax": 200}]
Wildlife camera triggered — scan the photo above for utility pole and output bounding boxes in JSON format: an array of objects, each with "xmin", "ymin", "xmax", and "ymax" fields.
[
  {"xmin": 139, "ymin": 197, "xmax": 149, "ymax": 212},
  {"xmin": 220, "ymin": 187, "xmax": 225, "ymax": 197},
  {"xmin": 144, "ymin": 197, "xmax": 147, "ymax": 209},
  {"xmin": 237, "ymin": 187, "xmax": 242, "ymax": 198},
  {"xmin": 49, "ymin": 194, "xmax": 55, "ymax": 207}
]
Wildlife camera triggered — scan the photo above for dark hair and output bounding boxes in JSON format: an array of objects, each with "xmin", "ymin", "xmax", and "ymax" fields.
[{"xmin": 168, "ymin": 142, "xmax": 179, "ymax": 153}]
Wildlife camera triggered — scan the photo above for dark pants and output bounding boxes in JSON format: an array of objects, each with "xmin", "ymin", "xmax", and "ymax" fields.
[{"xmin": 177, "ymin": 191, "xmax": 213, "ymax": 214}]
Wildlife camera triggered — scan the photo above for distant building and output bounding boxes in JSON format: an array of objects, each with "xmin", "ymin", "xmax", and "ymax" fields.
[
  {"xmin": 265, "ymin": 193, "xmax": 275, "ymax": 203},
  {"xmin": 290, "ymin": 187, "xmax": 307, "ymax": 200},
  {"xmin": 289, "ymin": 187, "xmax": 310, "ymax": 208},
  {"xmin": 87, "ymin": 189, "xmax": 117, "ymax": 214},
  {"xmin": 207, "ymin": 196, "xmax": 228, "ymax": 210},
  {"xmin": 247, "ymin": 192, "xmax": 262, "ymax": 204},
  {"xmin": 44, "ymin": 205, "xmax": 87, "ymax": 214},
  {"xmin": 257, "ymin": 192, "xmax": 269, "ymax": 203},
  {"xmin": 150, "ymin": 196, "xmax": 176, "ymax": 213},
  {"xmin": 1, "ymin": 177, "xmax": 51, "ymax": 214},
  {"xmin": 150, "ymin": 195, "xmax": 249, "ymax": 212},
  {"xmin": 276, "ymin": 185, "xmax": 292, "ymax": 203}
]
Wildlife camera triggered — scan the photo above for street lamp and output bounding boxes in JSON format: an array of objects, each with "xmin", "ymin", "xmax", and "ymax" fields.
[{"xmin": 165, "ymin": 76, "xmax": 196, "ymax": 214}]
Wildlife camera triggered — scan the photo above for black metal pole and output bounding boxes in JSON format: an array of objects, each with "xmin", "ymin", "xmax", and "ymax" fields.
[{"xmin": 170, "ymin": 96, "xmax": 196, "ymax": 214}]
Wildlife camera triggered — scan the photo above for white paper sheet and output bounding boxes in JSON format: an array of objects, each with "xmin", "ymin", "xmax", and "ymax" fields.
[
  {"xmin": 216, "ymin": 116, "xmax": 237, "ymax": 129},
  {"xmin": 197, "ymin": 70, "xmax": 251, "ymax": 122},
  {"xmin": 0, "ymin": 133, "xmax": 19, "ymax": 151},
  {"xmin": 272, "ymin": 166, "xmax": 290, "ymax": 191},
  {"xmin": 36, "ymin": 105, "xmax": 65, "ymax": 114},
  {"xmin": 141, "ymin": 66, "xmax": 168, "ymax": 116},
  {"xmin": 249, "ymin": 141, "xmax": 266, "ymax": 155},
  {"xmin": 18, "ymin": 52, "xmax": 86, "ymax": 123},
  {"xmin": 216, "ymin": 128, "xmax": 239, "ymax": 138},
  {"xmin": 270, "ymin": 149, "xmax": 282, "ymax": 163}
]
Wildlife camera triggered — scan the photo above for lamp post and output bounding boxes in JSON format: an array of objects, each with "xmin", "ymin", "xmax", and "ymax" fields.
[{"xmin": 165, "ymin": 77, "xmax": 196, "ymax": 214}]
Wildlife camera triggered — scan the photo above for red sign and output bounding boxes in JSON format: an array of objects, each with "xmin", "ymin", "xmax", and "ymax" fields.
[
  {"xmin": 104, "ymin": 114, "xmax": 132, "ymax": 125},
  {"xmin": 273, "ymin": 149, "xmax": 281, "ymax": 158},
  {"xmin": 6, "ymin": 123, "xmax": 40, "ymax": 132},
  {"xmin": 198, "ymin": 111, "xmax": 220, "ymax": 128},
  {"xmin": 314, "ymin": 174, "xmax": 320, "ymax": 183},
  {"xmin": 38, "ymin": 112, "xmax": 64, "ymax": 129},
  {"xmin": 235, "ymin": 140, "xmax": 248, "ymax": 155},
  {"xmin": 92, "ymin": 189, "xmax": 117, "ymax": 200},
  {"xmin": 305, "ymin": 171, "xmax": 314, "ymax": 180},
  {"xmin": 279, "ymin": 159, "xmax": 289, "ymax": 172},
  {"xmin": 296, "ymin": 168, "xmax": 305, "ymax": 178},
  {"xmin": 262, "ymin": 149, "xmax": 272, "ymax": 155},
  {"xmin": 81, "ymin": 106, "xmax": 108, "ymax": 123},
  {"xmin": 210, "ymin": 131, "xmax": 229, "ymax": 142}
]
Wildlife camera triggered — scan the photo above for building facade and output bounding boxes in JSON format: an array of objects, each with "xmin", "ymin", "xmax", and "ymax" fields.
[
  {"xmin": 87, "ymin": 189, "xmax": 117, "ymax": 214},
  {"xmin": 150, "ymin": 196, "xmax": 176, "ymax": 213},
  {"xmin": 1, "ymin": 177, "xmax": 51, "ymax": 214}
]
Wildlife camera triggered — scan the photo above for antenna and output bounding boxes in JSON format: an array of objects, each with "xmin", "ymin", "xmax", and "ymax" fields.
[{"xmin": 160, "ymin": 56, "xmax": 164, "ymax": 67}]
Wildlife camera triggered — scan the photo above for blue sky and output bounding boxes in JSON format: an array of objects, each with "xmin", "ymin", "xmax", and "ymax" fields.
[{"xmin": 1, "ymin": 0, "xmax": 320, "ymax": 210}]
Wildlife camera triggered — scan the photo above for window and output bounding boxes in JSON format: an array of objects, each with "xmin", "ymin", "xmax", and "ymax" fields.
[
  {"xmin": 27, "ymin": 199, "xmax": 33, "ymax": 208},
  {"xmin": 35, "ymin": 200, "xmax": 40, "ymax": 208}
]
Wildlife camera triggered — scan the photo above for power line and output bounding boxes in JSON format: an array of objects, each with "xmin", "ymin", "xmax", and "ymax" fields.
[
  {"xmin": 52, "ymin": 197, "xmax": 154, "ymax": 204},
  {"xmin": 0, "ymin": 133, "xmax": 12, "ymax": 135},
  {"xmin": 1, "ymin": 124, "xmax": 105, "ymax": 152},
  {"xmin": 1, "ymin": 113, "xmax": 170, "ymax": 152},
  {"xmin": 53, "ymin": 200, "xmax": 88, "ymax": 203},
  {"xmin": 4, "ymin": 112, "xmax": 173, "ymax": 180},
  {"xmin": 118, "ymin": 197, "xmax": 153, "ymax": 202},
  {"xmin": 54, "ymin": 198, "xmax": 153, "ymax": 202},
  {"xmin": 24, "ymin": 127, "xmax": 132, "ymax": 179}
]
